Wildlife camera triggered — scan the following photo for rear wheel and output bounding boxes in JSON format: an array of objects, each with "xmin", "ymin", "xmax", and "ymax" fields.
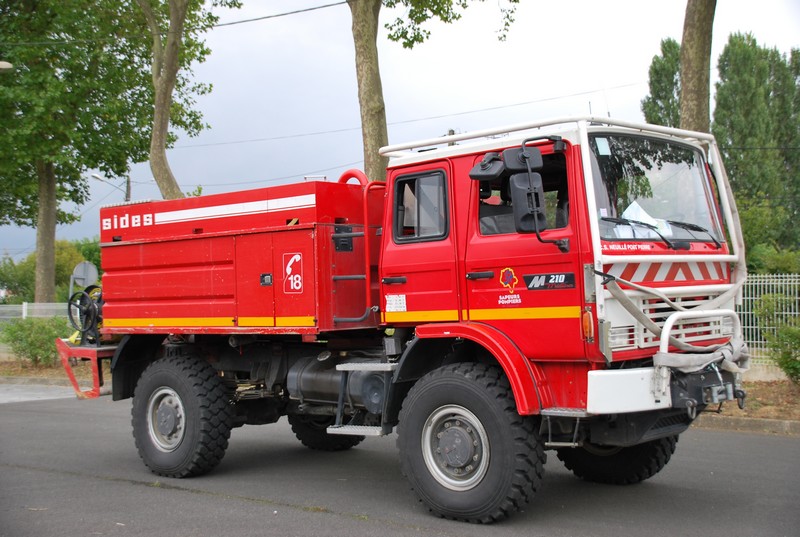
[
  {"xmin": 397, "ymin": 363, "xmax": 545, "ymax": 523},
  {"xmin": 131, "ymin": 356, "xmax": 233, "ymax": 477},
  {"xmin": 556, "ymin": 435, "xmax": 678, "ymax": 485},
  {"xmin": 288, "ymin": 414, "xmax": 364, "ymax": 451}
]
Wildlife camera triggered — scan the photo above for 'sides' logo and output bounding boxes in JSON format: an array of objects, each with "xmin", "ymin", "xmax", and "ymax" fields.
[{"xmin": 102, "ymin": 213, "xmax": 154, "ymax": 230}]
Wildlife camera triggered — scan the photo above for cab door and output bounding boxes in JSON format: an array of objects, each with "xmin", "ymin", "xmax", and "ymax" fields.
[
  {"xmin": 380, "ymin": 165, "xmax": 460, "ymax": 324},
  {"xmin": 464, "ymin": 149, "xmax": 584, "ymax": 359}
]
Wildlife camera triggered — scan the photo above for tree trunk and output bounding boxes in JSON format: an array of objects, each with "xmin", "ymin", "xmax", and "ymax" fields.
[
  {"xmin": 348, "ymin": 0, "xmax": 389, "ymax": 182},
  {"xmin": 137, "ymin": 0, "xmax": 186, "ymax": 200},
  {"xmin": 34, "ymin": 160, "xmax": 56, "ymax": 303},
  {"xmin": 679, "ymin": 0, "xmax": 716, "ymax": 133},
  {"xmin": 150, "ymin": 76, "xmax": 184, "ymax": 199}
]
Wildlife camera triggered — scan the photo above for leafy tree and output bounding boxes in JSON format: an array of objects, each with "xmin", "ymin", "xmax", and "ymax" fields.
[
  {"xmin": 0, "ymin": 240, "xmax": 86, "ymax": 304},
  {"xmin": 0, "ymin": 1, "xmax": 227, "ymax": 301},
  {"xmin": 135, "ymin": 0, "xmax": 239, "ymax": 200},
  {"xmin": 641, "ymin": 38, "xmax": 681, "ymax": 127},
  {"xmin": 0, "ymin": 1, "xmax": 152, "ymax": 302},
  {"xmin": 748, "ymin": 244, "xmax": 800, "ymax": 274},
  {"xmin": 713, "ymin": 33, "xmax": 800, "ymax": 251},
  {"xmin": 347, "ymin": 0, "xmax": 518, "ymax": 182},
  {"xmin": 679, "ymin": 0, "xmax": 716, "ymax": 132},
  {"xmin": 643, "ymin": 32, "xmax": 799, "ymax": 269}
]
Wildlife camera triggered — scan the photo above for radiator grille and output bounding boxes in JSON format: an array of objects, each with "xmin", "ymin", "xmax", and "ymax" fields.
[{"xmin": 608, "ymin": 293, "xmax": 733, "ymax": 350}]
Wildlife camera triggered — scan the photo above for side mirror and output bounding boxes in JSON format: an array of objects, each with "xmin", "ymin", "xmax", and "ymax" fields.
[
  {"xmin": 502, "ymin": 146, "xmax": 543, "ymax": 173},
  {"xmin": 468, "ymin": 152, "xmax": 506, "ymax": 181},
  {"xmin": 509, "ymin": 172, "xmax": 547, "ymax": 233}
]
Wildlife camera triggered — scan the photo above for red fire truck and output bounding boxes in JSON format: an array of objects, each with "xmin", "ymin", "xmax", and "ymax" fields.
[{"xmin": 59, "ymin": 116, "xmax": 749, "ymax": 523}]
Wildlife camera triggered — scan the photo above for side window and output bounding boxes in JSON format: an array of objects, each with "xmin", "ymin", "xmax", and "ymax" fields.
[
  {"xmin": 478, "ymin": 152, "xmax": 569, "ymax": 235},
  {"xmin": 394, "ymin": 171, "xmax": 448, "ymax": 242}
]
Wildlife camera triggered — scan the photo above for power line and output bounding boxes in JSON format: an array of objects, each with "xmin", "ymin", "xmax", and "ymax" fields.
[
  {"xmin": 213, "ymin": 1, "xmax": 347, "ymax": 28},
  {"xmin": 175, "ymin": 83, "xmax": 644, "ymax": 149}
]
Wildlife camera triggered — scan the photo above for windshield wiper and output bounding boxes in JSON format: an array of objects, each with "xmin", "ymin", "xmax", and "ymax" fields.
[
  {"xmin": 667, "ymin": 220, "xmax": 722, "ymax": 248},
  {"xmin": 601, "ymin": 216, "xmax": 679, "ymax": 250}
]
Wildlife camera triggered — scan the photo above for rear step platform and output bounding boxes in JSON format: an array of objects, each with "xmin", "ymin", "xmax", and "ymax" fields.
[{"xmin": 55, "ymin": 338, "xmax": 117, "ymax": 399}]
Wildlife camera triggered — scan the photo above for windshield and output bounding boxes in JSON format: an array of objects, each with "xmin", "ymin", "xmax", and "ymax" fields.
[{"xmin": 589, "ymin": 134, "xmax": 724, "ymax": 244}]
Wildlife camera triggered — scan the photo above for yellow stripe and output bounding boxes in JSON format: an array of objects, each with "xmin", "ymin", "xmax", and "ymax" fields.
[
  {"xmin": 275, "ymin": 316, "xmax": 316, "ymax": 327},
  {"xmin": 468, "ymin": 306, "xmax": 581, "ymax": 321},
  {"xmin": 383, "ymin": 310, "xmax": 459, "ymax": 323},
  {"xmin": 104, "ymin": 317, "xmax": 235, "ymax": 328},
  {"xmin": 238, "ymin": 317, "xmax": 276, "ymax": 327}
]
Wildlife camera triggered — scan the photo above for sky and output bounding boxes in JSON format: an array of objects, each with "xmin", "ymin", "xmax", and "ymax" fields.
[{"xmin": 1, "ymin": 0, "xmax": 799, "ymax": 261}]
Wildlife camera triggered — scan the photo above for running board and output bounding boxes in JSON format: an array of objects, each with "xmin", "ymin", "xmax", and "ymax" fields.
[
  {"xmin": 541, "ymin": 407, "xmax": 592, "ymax": 418},
  {"xmin": 327, "ymin": 425, "xmax": 388, "ymax": 437}
]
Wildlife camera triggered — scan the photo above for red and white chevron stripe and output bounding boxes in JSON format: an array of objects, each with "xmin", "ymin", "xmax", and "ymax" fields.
[{"xmin": 604, "ymin": 261, "xmax": 729, "ymax": 284}]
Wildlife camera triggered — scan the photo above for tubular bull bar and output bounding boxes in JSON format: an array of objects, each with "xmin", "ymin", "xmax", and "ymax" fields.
[
  {"xmin": 588, "ymin": 309, "xmax": 747, "ymax": 415},
  {"xmin": 55, "ymin": 338, "xmax": 117, "ymax": 399}
]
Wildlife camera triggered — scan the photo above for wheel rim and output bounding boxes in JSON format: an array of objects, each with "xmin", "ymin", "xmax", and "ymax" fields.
[
  {"xmin": 147, "ymin": 387, "xmax": 186, "ymax": 452},
  {"xmin": 421, "ymin": 404, "xmax": 490, "ymax": 491}
]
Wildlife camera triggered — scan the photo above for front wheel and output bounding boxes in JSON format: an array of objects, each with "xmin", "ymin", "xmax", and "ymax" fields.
[
  {"xmin": 131, "ymin": 356, "xmax": 234, "ymax": 478},
  {"xmin": 397, "ymin": 363, "xmax": 545, "ymax": 523},
  {"xmin": 556, "ymin": 435, "xmax": 679, "ymax": 485}
]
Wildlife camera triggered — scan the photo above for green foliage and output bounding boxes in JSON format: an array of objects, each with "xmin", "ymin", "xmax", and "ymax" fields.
[
  {"xmin": 0, "ymin": 1, "xmax": 154, "ymax": 227},
  {"xmin": 384, "ymin": 0, "xmax": 518, "ymax": 48},
  {"xmin": 72, "ymin": 237, "xmax": 101, "ymax": 275},
  {"xmin": 713, "ymin": 34, "xmax": 800, "ymax": 252},
  {"xmin": 754, "ymin": 294, "xmax": 800, "ymax": 383},
  {"xmin": 747, "ymin": 244, "xmax": 800, "ymax": 274},
  {"xmin": 643, "ymin": 33, "xmax": 799, "ymax": 265},
  {"xmin": 641, "ymin": 38, "xmax": 681, "ymax": 127},
  {"xmin": 185, "ymin": 185, "xmax": 204, "ymax": 197},
  {"xmin": 0, "ymin": 240, "xmax": 89, "ymax": 303},
  {"xmin": 0, "ymin": 317, "xmax": 71, "ymax": 367},
  {"xmin": 0, "ymin": 255, "xmax": 32, "ymax": 302}
]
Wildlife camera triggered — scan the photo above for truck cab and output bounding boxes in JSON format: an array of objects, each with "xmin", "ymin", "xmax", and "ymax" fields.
[{"xmin": 379, "ymin": 117, "xmax": 746, "ymax": 417}]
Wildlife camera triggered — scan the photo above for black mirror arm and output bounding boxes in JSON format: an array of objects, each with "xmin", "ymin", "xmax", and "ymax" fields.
[{"xmin": 521, "ymin": 151, "xmax": 570, "ymax": 253}]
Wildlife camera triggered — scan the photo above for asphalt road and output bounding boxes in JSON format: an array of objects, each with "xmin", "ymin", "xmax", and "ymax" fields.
[{"xmin": 1, "ymin": 386, "xmax": 798, "ymax": 537}]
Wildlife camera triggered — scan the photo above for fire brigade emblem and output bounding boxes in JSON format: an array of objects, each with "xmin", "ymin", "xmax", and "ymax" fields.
[{"xmin": 500, "ymin": 268, "xmax": 518, "ymax": 293}]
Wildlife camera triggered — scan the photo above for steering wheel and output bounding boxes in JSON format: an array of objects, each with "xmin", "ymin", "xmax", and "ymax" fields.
[{"xmin": 68, "ymin": 286, "xmax": 101, "ymax": 334}]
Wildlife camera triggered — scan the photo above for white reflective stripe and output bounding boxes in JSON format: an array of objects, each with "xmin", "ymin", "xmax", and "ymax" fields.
[
  {"xmin": 154, "ymin": 194, "xmax": 316, "ymax": 225},
  {"xmin": 605, "ymin": 261, "xmax": 727, "ymax": 283},
  {"xmin": 655, "ymin": 262, "xmax": 671, "ymax": 281}
]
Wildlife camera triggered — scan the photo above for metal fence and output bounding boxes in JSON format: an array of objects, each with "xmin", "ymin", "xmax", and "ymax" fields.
[
  {"xmin": 737, "ymin": 274, "xmax": 800, "ymax": 364},
  {"xmin": 1, "ymin": 276, "xmax": 799, "ymax": 365},
  {"xmin": 0, "ymin": 302, "xmax": 67, "ymax": 322}
]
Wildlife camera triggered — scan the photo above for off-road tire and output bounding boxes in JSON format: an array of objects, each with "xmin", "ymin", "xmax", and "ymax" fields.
[
  {"xmin": 288, "ymin": 414, "xmax": 365, "ymax": 451},
  {"xmin": 131, "ymin": 356, "xmax": 234, "ymax": 478},
  {"xmin": 396, "ymin": 363, "xmax": 545, "ymax": 523},
  {"xmin": 557, "ymin": 435, "xmax": 679, "ymax": 485}
]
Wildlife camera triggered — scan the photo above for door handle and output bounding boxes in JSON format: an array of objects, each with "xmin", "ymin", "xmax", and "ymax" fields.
[
  {"xmin": 466, "ymin": 271, "xmax": 495, "ymax": 280},
  {"xmin": 381, "ymin": 276, "xmax": 407, "ymax": 284}
]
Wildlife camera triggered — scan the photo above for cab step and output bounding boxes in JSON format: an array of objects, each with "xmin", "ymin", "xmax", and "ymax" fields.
[
  {"xmin": 540, "ymin": 407, "xmax": 592, "ymax": 418},
  {"xmin": 327, "ymin": 425, "xmax": 388, "ymax": 436}
]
